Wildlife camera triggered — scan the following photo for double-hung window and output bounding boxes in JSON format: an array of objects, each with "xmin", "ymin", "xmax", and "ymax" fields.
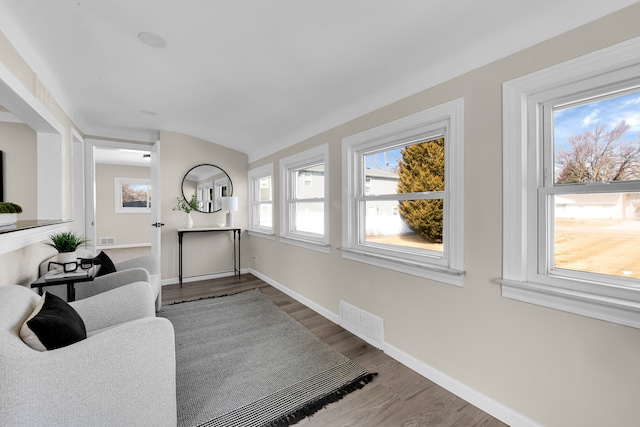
[
  {"xmin": 503, "ymin": 37, "xmax": 640, "ymax": 328},
  {"xmin": 279, "ymin": 144, "xmax": 329, "ymax": 252},
  {"xmin": 342, "ymin": 99, "xmax": 464, "ymax": 286},
  {"xmin": 248, "ymin": 163, "xmax": 274, "ymax": 236}
]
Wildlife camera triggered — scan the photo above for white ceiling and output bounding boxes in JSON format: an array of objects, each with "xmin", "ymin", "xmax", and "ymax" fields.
[{"xmin": 0, "ymin": 1, "xmax": 637, "ymax": 161}]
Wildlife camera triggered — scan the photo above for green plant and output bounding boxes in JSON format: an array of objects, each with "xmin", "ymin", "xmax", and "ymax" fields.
[
  {"xmin": 397, "ymin": 138, "xmax": 445, "ymax": 243},
  {"xmin": 173, "ymin": 195, "xmax": 198, "ymax": 213},
  {"xmin": 45, "ymin": 231, "xmax": 88, "ymax": 253},
  {"xmin": 0, "ymin": 202, "xmax": 23, "ymax": 214}
]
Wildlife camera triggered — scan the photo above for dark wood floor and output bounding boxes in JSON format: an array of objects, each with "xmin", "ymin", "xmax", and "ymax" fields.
[{"xmin": 163, "ymin": 274, "xmax": 508, "ymax": 427}]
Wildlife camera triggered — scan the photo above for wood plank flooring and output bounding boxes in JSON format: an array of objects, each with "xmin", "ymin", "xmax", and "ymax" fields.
[{"xmin": 162, "ymin": 274, "xmax": 508, "ymax": 427}]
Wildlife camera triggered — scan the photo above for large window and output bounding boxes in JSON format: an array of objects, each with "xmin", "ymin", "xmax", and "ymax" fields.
[
  {"xmin": 279, "ymin": 144, "xmax": 329, "ymax": 252},
  {"xmin": 248, "ymin": 163, "xmax": 274, "ymax": 236},
  {"xmin": 342, "ymin": 99, "xmax": 464, "ymax": 285},
  {"xmin": 503, "ymin": 37, "xmax": 640, "ymax": 328}
]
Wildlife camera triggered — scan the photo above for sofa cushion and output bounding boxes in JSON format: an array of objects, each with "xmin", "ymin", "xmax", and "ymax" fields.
[
  {"xmin": 94, "ymin": 251, "xmax": 117, "ymax": 277},
  {"xmin": 20, "ymin": 292, "xmax": 87, "ymax": 351}
]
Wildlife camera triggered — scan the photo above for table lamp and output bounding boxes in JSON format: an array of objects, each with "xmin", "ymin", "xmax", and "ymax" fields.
[{"xmin": 221, "ymin": 196, "xmax": 238, "ymax": 227}]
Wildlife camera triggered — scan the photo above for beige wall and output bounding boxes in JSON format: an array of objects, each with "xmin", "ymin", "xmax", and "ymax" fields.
[
  {"xmin": 0, "ymin": 32, "xmax": 77, "ymax": 286},
  {"xmin": 159, "ymin": 130, "xmax": 247, "ymax": 281},
  {"xmin": 1, "ymin": 5, "xmax": 639, "ymax": 425},
  {"xmin": 0, "ymin": 121, "xmax": 37, "ymax": 218},
  {"xmin": 247, "ymin": 5, "xmax": 640, "ymax": 427},
  {"xmin": 95, "ymin": 163, "xmax": 150, "ymax": 246}
]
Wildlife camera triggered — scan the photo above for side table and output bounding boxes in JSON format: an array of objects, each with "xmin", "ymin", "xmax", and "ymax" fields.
[{"xmin": 31, "ymin": 265, "xmax": 100, "ymax": 302}]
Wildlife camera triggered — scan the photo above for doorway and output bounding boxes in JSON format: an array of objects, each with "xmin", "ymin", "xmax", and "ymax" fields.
[{"xmin": 84, "ymin": 138, "xmax": 162, "ymax": 264}]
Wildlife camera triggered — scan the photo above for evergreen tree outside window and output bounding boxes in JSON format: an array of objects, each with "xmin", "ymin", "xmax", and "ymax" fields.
[{"xmin": 342, "ymin": 99, "xmax": 464, "ymax": 286}]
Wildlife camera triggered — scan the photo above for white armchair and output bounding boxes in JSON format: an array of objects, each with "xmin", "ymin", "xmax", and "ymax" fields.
[
  {"xmin": 39, "ymin": 249, "xmax": 162, "ymax": 310},
  {"xmin": 0, "ymin": 282, "xmax": 176, "ymax": 427}
]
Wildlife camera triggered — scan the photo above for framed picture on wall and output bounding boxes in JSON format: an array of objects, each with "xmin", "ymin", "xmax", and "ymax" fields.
[{"xmin": 114, "ymin": 177, "xmax": 151, "ymax": 213}]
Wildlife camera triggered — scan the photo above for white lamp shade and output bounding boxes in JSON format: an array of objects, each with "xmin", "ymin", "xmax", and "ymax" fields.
[{"xmin": 221, "ymin": 196, "xmax": 238, "ymax": 212}]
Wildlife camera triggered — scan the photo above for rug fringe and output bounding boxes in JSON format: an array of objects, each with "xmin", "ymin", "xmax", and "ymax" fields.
[
  {"xmin": 266, "ymin": 372, "xmax": 378, "ymax": 427},
  {"xmin": 167, "ymin": 289, "xmax": 260, "ymax": 305}
]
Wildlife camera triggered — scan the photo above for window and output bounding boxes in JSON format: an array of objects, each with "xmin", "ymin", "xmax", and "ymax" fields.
[
  {"xmin": 114, "ymin": 177, "xmax": 151, "ymax": 213},
  {"xmin": 342, "ymin": 99, "xmax": 464, "ymax": 286},
  {"xmin": 248, "ymin": 163, "xmax": 274, "ymax": 236},
  {"xmin": 502, "ymin": 37, "xmax": 640, "ymax": 328},
  {"xmin": 280, "ymin": 144, "xmax": 329, "ymax": 252}
]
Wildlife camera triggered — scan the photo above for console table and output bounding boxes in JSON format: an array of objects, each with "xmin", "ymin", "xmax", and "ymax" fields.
[{"xmin": 177, "ymin": 227, "xmax": 241, "ymax": 286}]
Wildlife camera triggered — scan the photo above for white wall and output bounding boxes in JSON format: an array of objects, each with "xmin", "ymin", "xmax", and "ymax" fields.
[{"xmin": 247, "ymin": 5, "xmax": 640, "ymax": 427}]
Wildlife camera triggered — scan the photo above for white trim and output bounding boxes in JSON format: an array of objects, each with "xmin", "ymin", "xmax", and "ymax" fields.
[
  {"xmin": 341, "ymin": 98, "xmax": 464, "ymax": 285},
  {"xmin": 383, "ymin": 343, "xmax": 543, "ymax": 427},
  {"xmin": 247, "ymin": 230, "xmax": 275, "ymax": 240},
  {"xmin": 249, "ymin": 269, "xmax": 339, "ymax": 324},
  {"xmin": 502, "ymin": 36, "xmax": 640, "ymax": 328},
  {"xmin": 247, "ymin": 163, "xmax": 274, "ymax": 234},
  {"xmin": 95, "ymin": 243, "xmax": 151, "ymax": 251},
  {"xmin": 249, "ymin": 268, "xmax": 540, "ymax": 427},
  {"xmin": 161, "ymin": 268, "xmax": 249, "ymax": 286},
  {"xmin": 0, "ymin": 222, "xmax": 68, "ymax": 256},
  {"xmin": 279, "ymin": 144, "xmax": 330, "ymax": 248}
]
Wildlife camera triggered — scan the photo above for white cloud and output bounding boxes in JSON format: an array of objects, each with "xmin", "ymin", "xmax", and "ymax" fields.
[{"xmin": 582, "ymin": 109, "xmax": 599, "ymax": 127}]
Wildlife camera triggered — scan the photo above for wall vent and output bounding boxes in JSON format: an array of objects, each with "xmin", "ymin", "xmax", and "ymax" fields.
[
  {"xmin": 99, "ymin": 237, "xmax": 116, "ymax": 246},
  {"xmin": 339, "ymin": 300, "xmax": 384, "ymax": 349}
]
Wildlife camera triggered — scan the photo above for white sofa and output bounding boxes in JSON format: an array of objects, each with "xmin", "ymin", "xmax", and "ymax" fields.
[
  {"xmin": 0, "ymin": 282, "xmax": 176, "ymax": 426},
  {"xmin": 39, "ymin": 249, "xmax": 162, "ymax": 311}
]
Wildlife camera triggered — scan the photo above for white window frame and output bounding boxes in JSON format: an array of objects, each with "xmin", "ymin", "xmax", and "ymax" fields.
[
  {"xmin": 342, "ymin": 98, "xmax": 464, "ymax": 286},
  {"xmin": 502, "ymin": 36, "xmax": 640, "ymax": 328},
  {"xmin": 248, "ymin": 163, "xmax": 274, "ymax": 238},
  {"xmin": 279, "ymin": 144, "xmax": 330, "ymax": 253},
  {"xmin": 114, "ymin": 177, "xmax": 151, "ymax": 213}
]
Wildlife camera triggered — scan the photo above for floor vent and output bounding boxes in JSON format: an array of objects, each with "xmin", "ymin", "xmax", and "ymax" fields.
[
  {"xmin": 339, "ymin": 300, "xmax": 384, "ymax": 349},
  {"xmin": 99, "ymin": 237, "xmax": 116, "ymax": 246}
]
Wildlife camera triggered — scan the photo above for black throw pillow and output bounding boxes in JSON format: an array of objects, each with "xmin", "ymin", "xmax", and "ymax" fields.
[
  {"xmin": 94, "ymin": 251, "xmax": 117, "ymax": 277},
  {"xmin": 22, "ymin": 292, "xmax": 87, "ymax": 351}
]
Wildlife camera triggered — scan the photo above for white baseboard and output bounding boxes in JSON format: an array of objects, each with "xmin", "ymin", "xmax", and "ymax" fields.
[
  {"xmin": 248, "ymin": 269, "xmax": 339, "ymax": 324},
  {"xmin": 383, "ymin": 343, "xmax": 542, "ymax": 427},
  {"xmin": 161, "ymin": 268, "xmax": 249, "ymax": 286},
  {"xmin": 248, "ymin": 268, "xmax": 541, "ymax": 427}
]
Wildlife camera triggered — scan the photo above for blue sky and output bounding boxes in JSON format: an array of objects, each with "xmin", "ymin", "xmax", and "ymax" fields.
[{"xmin": 553, "ymin": 90, "xmax": 640, "ymax": 152}]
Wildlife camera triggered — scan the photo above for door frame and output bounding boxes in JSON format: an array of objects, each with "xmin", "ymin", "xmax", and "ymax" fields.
[{"xmin": 84, "ymin": 138, "xmax": 161, "ymax": 259}]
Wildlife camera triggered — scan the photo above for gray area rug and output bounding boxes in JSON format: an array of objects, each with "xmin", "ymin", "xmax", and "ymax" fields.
[{"xmin": 158, "ymin": 289, "xmax": 376, "ymax": 427}]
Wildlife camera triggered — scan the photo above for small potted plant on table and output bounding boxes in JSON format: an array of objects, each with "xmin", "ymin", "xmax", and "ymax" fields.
[
  {"xmin": 0, "ymin": 202, "xmax": 22, "ymax": 226},
  {"xmin": 45, "ymin": 231, "xmax": 88, "ymax": 268}
]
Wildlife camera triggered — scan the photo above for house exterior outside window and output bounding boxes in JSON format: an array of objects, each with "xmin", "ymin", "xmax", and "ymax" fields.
[
  {"xmin": 342, "ymin": 99, "xmax": 464, "ymax": 286},
  {"xmin": 502, "ymin": 37, "xmax": 640, "ymax": 328},
  {"xmin": 248, "ymin": 163, "xmax": 274, "ymax": 237},
  {"xmin": 279, "ymin": 144, "xmax": 330, "ymax": 253}
]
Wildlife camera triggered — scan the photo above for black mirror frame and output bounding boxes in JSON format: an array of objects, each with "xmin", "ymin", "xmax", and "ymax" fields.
[{"xmin": 181, "ymin": 163, "xmax": 233, "ymax": 213}]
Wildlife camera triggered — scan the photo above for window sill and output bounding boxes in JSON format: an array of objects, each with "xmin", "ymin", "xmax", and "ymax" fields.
[
  {"xmin": 279, "ymin": 235, "xmax": 330, "ymax": 254},
  {"xmin": 341, "ymin": 247, "xmax": 464, "ymax": 287},
  {"xmin": 501, "ymin": 279, "xmax": 640, "ymax": 329},
  {"xmin": 247, "ymin": 229, "xmax": 275, "ymax": 240}
]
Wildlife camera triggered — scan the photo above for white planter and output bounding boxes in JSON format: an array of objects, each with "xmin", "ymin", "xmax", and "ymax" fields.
[
  {"xmin": 56, "ymin": 250, "xmax": 77, "ymax": 271},
  {"xmin": 186, "ymin": 212, "xmax": 194, "ymax": 228},
  {"xmin": 0, "ymin": 213, "xmax": 17, "ymax": 226}
]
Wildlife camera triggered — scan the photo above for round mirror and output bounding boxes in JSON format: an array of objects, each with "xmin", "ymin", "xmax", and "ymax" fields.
[{"xmin": 181, "ymin": 164, "xmax": 233, "ymax": 213}]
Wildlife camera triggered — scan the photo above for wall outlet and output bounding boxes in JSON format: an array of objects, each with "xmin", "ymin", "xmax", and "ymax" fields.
[{"xmin": 252, "ymin": 254, "xmax": 258, "ymax": 263}]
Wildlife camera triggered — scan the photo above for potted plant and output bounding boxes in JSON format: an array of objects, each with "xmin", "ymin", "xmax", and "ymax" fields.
[
  {"xmin": 45, "ymin": 231, "xmax": 88, "ymax": 267},
  {"xmin": 0, "ymin": 202, "xmax": 23, "ymax": 226},
  {"xmin": 173, "ymin": 195, "xmax": 198, "ymax": 228}
]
